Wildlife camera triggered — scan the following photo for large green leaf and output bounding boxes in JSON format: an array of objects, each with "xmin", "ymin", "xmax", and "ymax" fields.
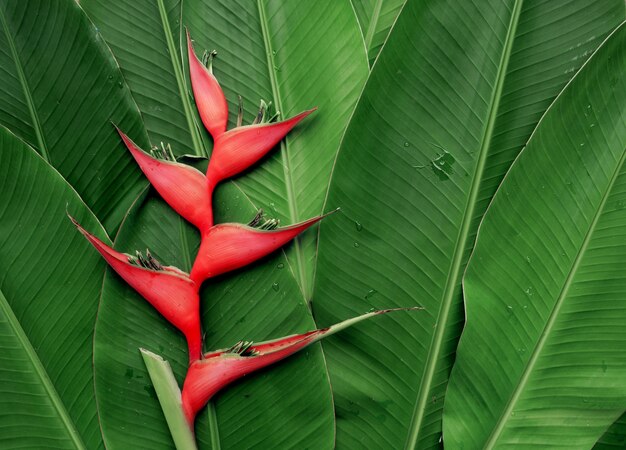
[
  {"xmin": 94, "ymin": 180, "xmax": 336, "ymax": 449},
  {"xmin": 313, "ymin": 0, "xmax": 624, "ymax": 449},
  {"xmin": 595, "ymin": 413, "xmax": 626, "ymax": 449},
  {"xmin": 0, "ymin": 0, "xmax": 150, "ymax": 232},
  {"xmin": 444, "ymin": 22, "xmax": 626, "ymax": 448},
  {"xmin": 81, "ymin": 0, "xmax": 369, "ymax": 298},
  {"xmin": 79, "ymin": 0, "xmax": 208, "ymax": 157},
  {"xmin": 351, "ymin": 0, "xmax": 405, "ymax": 65},
  {"xmin": 0, "ymin": 126, "xmax": 108, "ymax": 448}
]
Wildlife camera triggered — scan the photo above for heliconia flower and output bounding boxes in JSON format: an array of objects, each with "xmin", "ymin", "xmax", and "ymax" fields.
[
  {"xmin": 187, "ymin": 30, "xmax": 228, "ymax": 139},
  {"xmin": 206, "ymin": 108, "xmax": 316, "ymax": 191},
  {"xmin": 180, "ymin": 307, "xmax": 422, "ymax": 424},
  {"xmin": 186, "ymin": 31, "xmax": 316, "ymax": 189},
  {"xmin": 189, "ymin": 209, "xmax": 338, "ymax": 285},
  {"xmin": 115, "ymin": 127, "xmax": 214, "ymax": 231},
  {"xmin": 69, "ymin": 216, "xmax": 203, "ymax": 362}
]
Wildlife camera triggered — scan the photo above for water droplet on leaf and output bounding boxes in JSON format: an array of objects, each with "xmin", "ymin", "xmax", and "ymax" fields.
[
  {"xmin": 525, "ymin": 287, "xmax": 533, "ymax": 297},
  {"xmin": 365, "ymin": 289, "xmax": 377, "ymax": 299},
  {"xmin": 272, "ymin": 282, "xmax": 280, "ymax": 292},
  {"xmin": 430, "ymin": 150, "xmax": 455, "ymax": 181}
]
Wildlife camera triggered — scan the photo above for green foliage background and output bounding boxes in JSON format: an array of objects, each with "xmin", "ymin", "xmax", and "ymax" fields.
[{"xmin": 0, "ymin": 0, "xmax": 625, "ymax": 448}]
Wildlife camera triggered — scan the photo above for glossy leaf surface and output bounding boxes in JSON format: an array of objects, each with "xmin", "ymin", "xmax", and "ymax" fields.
[
  {"xmin": 0, "ymin": 127, "xmax": 107, "ymax": 449},
  {"xmin": 314, "ymin": 1, "xmax": 624, "ymax": 449},
  {"xmin": 0, "ymin": 0, "xmax": 149, "ymax": 232},
  {"xmin": 444, "ymin": 23, "xmax": 626, "ymax": 449},
  {"xmin": 351, "ymin": 0, "xmax": 405, "ymax": 65},
  {"xmin": 80, "ymin": 0, "xmax": 207, "ymax": 157},
  {"xmin": 595, "ymin": 413, "xmax": 626, "ymax": 450}
]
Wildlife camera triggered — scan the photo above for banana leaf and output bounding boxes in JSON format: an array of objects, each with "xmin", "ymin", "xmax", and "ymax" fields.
[
  {"xmin": 0, "ymin": 126, "xmax": 109, "ymax": 449},
  {"xmin": 351, "ymin": 0, "xmax": 405, "ymax": 65},
  {"xmin": 0, "ymin": 0, "xmax": 150, "ymax": 232},
  {"xmin": 444, "ymin": 22, "xmax": 626, "ymax": 449},
  {"xmin": 314, "ymin": 1, "xmax": 624, "ymax": 449}
]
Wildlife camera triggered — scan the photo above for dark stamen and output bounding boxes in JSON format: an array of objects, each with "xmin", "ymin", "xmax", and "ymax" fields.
[
  {"xmin": 225, "ymin": 340, "xmax": 259, "ymax": 357},
  {"xmin": 150, "ymin": 142, "xmax": 175, "ymax": 161},
  {"xmin": 127, "ymin": 249, "xmax": 165, "ymax": 271},
  {"xmin": 252, "ymin": 99, "xmax": 267, "ymax": 125},
  {"xmin": 248, "ymin": 209, "xmax": 279, "ymax": 230},
  {"xmin": 201, "ymin": 50, "xmax": 218, "ymax": 73},
  {"xmin": 237, "ymin": 95, "xmax": 244, "ymax": 128}
]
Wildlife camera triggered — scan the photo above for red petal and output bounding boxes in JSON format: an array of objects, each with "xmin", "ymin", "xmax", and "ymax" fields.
[
  {"xmin": 189, "ymin": 210, "xmax": 336, "ymax": 285},
  {"xmin": 181, "ymin": 308, "xmax": 420, "ymax": 424},
  {"xmin": 187, "ymin": 30, "xmax": 228, "ymax": 139},
  {"xmin": 206, "ymin": 109, "xmax": 316, "ymax": 186},
  {"xmin": 70, "ymin": 216, "xmax": 203, "ymax": 361},
  {"xmin": 117, "ymin": 128, "xmax": 213, "ymax": 231}
]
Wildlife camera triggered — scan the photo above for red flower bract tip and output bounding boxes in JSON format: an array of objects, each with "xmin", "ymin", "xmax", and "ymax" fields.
[
  {"xmin": 189, "ymin": 208, "xmax": 338, "ymax": 285},
  {"xmin": 181, "ymin": 307, "xmax": 422, "ymax": 424},
  {"xmin": 187, "ymin": 30, "xmax": 228, "ymax": 139},
  {"xmin": 206, "ymin": 108, "xmax": 317, "ymax": 190},
  {"xmin": 69, "ymin": 215, "xmax": 203, "ymax": 362},
  {"xmin": 115, "ymin": 127, "xmax": 214, "ymax": 231}
]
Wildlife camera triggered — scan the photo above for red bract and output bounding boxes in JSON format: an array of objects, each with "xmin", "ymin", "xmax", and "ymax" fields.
[
  {"xmin": 116, "ymin": 128, "xmax": 214, "ymax": 231},
  {"xmin": 206, "ymin": 108, "xmax": 316, "ymax": 190},
  {"xmin": 189, "ymin": 210, "xmax": 337, "ymax": 285},
  {"xmin": 187, "ymin": 31, "xmax": 316, "ymax": 190},
  {"xmin": 187, "ymin": 30, "xmax": 228, "ymax": 139},
  {"xmin": 181, "ymin": 308, "xmax": 420, "ymax": 424},
  {"xmin": 70, "ymin": 216, "xmax": 203, "ymax": 362}
]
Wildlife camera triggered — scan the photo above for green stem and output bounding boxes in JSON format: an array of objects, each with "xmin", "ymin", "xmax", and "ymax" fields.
[
  {"xmin": 141, "ymin": 349, "xmax": 197, "ymax": 450},
  {"xmin": 257, "ymin": 0, "xmax": 309, "ymax": 299},
  {"xmin": 206, "ymin": 401, "xmax": 221, "ymax": 449}
]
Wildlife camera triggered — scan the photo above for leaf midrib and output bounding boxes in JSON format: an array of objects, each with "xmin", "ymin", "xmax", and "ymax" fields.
[
  {"xmin": 486, "ymin": 148, "xmax": 626, "ymax": 447},
  {"xmin": 155, "ymin": 0, "xmax": 205, "ymax": 157},
  {"xmin": 363, "ymin": 0, "xmax": 383, "ymax": 54},
  {"xmin": 483, "ymin": 67, "xmax": 626, "ymax": 450},
  {"xmin": 0, "ymin": 6, "xmax": 50, "ymax": 162},
  {"xmin": 0, "ymin": 288, "xmax": 86, "ymax": 449},
  {"xmin": 404, "ymin": 1, "xmax": 524, "ymax": 447},
  {"xmin": 257, "ymin": 0, "xmax": 309, "ymax": 298}
]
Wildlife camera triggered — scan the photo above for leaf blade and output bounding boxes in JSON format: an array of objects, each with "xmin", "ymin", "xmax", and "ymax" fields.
[
  {"xmin": 0, "ymin": 126, "xmax": 108, "ymax": 448},
  {"xmin": 0, "ymin": 0, "xmax": 150, "ymax": 232},
  {"xmin": 351, "ymin": 0, "xmax": 406, "ymax": 65},
  {"xmin": 313, "ymin": 1, "xmax": 625, "ymax": 448},
  {"xmin": 595, "ymin": 412, "xmax": 626, "ymax": 450},
  {"xmin": 444, "ymin": 21, "xmax": 626, "ymax": 448},
  {"xmin": 0, "ymin": 288, "xmax": 85, "ymax": 449}
]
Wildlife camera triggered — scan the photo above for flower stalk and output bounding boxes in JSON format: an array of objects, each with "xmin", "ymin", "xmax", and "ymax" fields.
[{"xmin": 141, "ymin": 349, "xmax": 197, "ymax": 450}]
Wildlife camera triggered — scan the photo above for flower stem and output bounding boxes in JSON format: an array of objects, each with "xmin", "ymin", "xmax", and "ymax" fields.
[
  {"xmin": 140, "ymin": 349, "xmax": 197, "ymax": 450},
  {"xmin": 206, "ymin": 401, "xmax": 221, "ymax": 449}
]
